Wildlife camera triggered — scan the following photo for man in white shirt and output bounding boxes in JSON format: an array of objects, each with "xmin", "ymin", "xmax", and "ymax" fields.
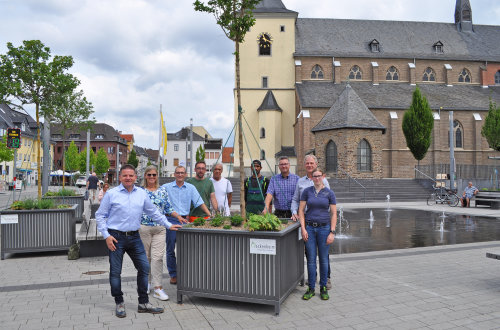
[{"xmin": 210, "ymin": 164, "xmax": 233, "ymax": 216}]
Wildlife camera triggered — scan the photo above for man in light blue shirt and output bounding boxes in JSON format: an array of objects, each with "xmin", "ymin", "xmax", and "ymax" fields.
[
  {"xmin": 161, "ymin": 165, "xmax": 211, "ymax": 284},
  {"xmin": 96, "ymin": 164, "xmax": 181, "ymax": 318}
]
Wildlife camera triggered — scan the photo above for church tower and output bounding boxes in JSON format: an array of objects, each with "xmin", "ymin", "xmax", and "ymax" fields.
[
  {"xmin": 233, "ymin": 0, "xmax": 298, "ymax": 175},
  {"xmin": 455, "ymin": 0, "xmax": 473, "ymax": 32}
]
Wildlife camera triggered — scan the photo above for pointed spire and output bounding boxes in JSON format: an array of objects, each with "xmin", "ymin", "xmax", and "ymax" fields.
[
  {"xmin": 253, "ymin": 0, "xmax": 297, "ymax": 14},
  {"xmin": 257, "ymin": 90, "xmax": 282, "ymax": 112},
  {"xmin": 455, "ymin": 0, "xmax": 473, "ymax": 32}
]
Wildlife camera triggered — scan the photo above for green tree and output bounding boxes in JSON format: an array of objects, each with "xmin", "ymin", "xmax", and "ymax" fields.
[
  {"xmin": 127, "ymin": 149, "xmax": 139, "ymax": 168},
  {"xmin": 78, "ymin": 147, "xmax": 95, "ymax": 174},
  {"xmin": 0, "ymin": 40, "xmax": 79, "ymax": 197},
  {"xmin": 195, "ymin": 145, "xmax": 205, "ymax": 162},
  {"xmin": 0, "ymin": 136, "xmax": 14, "ymax": 163},
  {"xmin": 51, "ymin": 89, "xmax": 94, "ymax": 187},
  {"xmin": 194, "ymin": 0, "xmax": 260, "ymax": 218},
  {"xmin": 65, "ymin": 141, "xmax": 80, "ymax": 172},
  {"xmin": 481, "ymin": 101, "xmax": 500, "ymax": 152},
  {"xmin": 402, "ymin": 86, "xmax": 434, "ymax": 164},
  {"xmin": 95, "ymin": 148, "xmax": 110, "ymax": 177}
]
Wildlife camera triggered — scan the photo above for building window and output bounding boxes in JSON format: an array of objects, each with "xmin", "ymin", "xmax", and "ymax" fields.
[
  {"xmin": 69, "ymin": 134, "xmax": 80, "ymax": 139},
  {"xmin": 51, "ymin": 134, "xmax": 62, "ymax": 139},
  {"xmin": 311, "ymin": 65, "xmax": 324, "ymax": 79},
  {"xmin": 422, "ymin": 67, "xmax": 436, "ymax": 81},
  {"xmin": 449, "ymin": 120, "xmax": 464, "ymax": 148},
  {"xmin": 260, "ymin": 150, "xmax": 265, "ymax": 160},
  {"xmin": 262, "ymin": 76, "xmax": 268, "ymax": 88},
  {"xmin": 174, "ymin": 158, "xmax": 179, "ymax": 166},
  {"xmin": 433, "ymin": 41, "xmax": 444, "ymax": 53},
  {"xmin": 325, "ymin": 140, "xmax": 337, "ymax": 172},
  {"xmin": 458, "ymin": 68, "xmax": 471, "ymax": 83},
  {"xmin": 92, "ymin": 147, "xmax": 97, "ymax": 153},
  {"xmin": 95, "ymin": 134, "xmax": 104, "ymax": 139},
  {"xmin": 495, "ymin": 71, "xmax": 500, "ymax": 85},
  {"xmin": 280, "ymin": 25, "xmax": 285, "ymax": 32},
  {"xmin": 174, "ymin": 144, "xmax": 179, "ymax": 151},
  {"xmin": 386, "ymin": 66, "xmax": 399, "ymax": 81},
  {"xmin": 21, "ymin": 123, "xmax": 26, "ymax": 131},
  {"xmin": 349, "ymin": 65, "xmax": 362, "ymax": 80},
  {"xmin": 258, "ymin": 33, "xmax": 272, "ymax": 56},
  {"xmin": 357, "ymin": 139, "xmax": 372, "ymax": 172},
  {"xmin": 369, "ymin": 39, "xmax": 380, "ymax": 52},
  {"xmin": 57, "ymin": 146, "xmax": 62, "ymax": 153},
  {"xmin": 260, "ymin": 127, "xmax": 265, "ymax": 138},
  {"xmin": 107, "ymin": 147, "xmax": 115, "ymax": 154}
]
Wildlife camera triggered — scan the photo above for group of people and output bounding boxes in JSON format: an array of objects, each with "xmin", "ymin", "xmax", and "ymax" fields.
[
  {"xmin": 85, "ymin": 172, "xmax": 110, "ymax": 203},
  {"xmin": 95, "ymin": 155, "xmax": 337, "ymax": 318}
]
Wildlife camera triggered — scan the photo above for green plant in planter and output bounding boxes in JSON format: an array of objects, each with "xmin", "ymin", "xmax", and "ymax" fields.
[
  {"xmin": 245, "ymin": 213, "xmax": 282, "ymax": 232},
  {"xmin": 9, "ymin": 198, "xmax": 59, "ymax": 210},
  {"xmin": 230, "ymin": 214, "xmax": 244, "ymax": 226},
  {"xmin": 45, "ymin": 188, "xmax": 78, "ymax": 197},
  {"xmin": 223, "ymin": 224, "xmax": 232, "ymax": 230},
  {"xmin": 192, "ymin": 217, "xmax": 206, "ymax": 226},
  {"xmin": 210, "ymin": 214, "xmax": 224, "ymax": 227}
]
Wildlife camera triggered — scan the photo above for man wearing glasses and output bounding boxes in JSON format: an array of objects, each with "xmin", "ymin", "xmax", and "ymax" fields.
[
  {"xmin": 186, "ymin": 161, "xmax": 218, "ymax": 220},
  {"xmin": 263, "ymin": 156, "xmax": 299, "ymax": 218},
  {"xmin": 244, "ymin": 160, "xmax": 270, "ymax": 215},
  {"xmin": 162, "ymin": 165, "xmax": 211, "ymax": 284}
]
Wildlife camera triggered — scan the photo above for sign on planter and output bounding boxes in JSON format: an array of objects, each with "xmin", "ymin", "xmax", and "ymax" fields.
[
  {"xmin": 1, "ymin": 214, "xmax": 19, "ymax": 224},
  {"xmin": 250, "ymin": 238, "xmax": 276, "ymax": 255}
]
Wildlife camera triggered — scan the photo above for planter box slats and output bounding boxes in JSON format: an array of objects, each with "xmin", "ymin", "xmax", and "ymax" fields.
[
  {"xmin": 177, "ymin": 222, "xmax": 304, "ymax": 315},
  {"xmin": 1, "ymin": 205, "xmax": 77, "ymax": 259}
]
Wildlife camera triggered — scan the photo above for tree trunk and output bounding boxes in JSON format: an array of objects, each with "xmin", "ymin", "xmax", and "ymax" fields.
[
  {"xmin": 62, "ymin": 139, "xmax": 66, "ymax": 188},
  {"xmin": 36, "ymin": 103, "xmax": 42, "ymax": 198},
  {"xmin": 236, "ymin": 41, "xmax": 246, "ymax": 219}
]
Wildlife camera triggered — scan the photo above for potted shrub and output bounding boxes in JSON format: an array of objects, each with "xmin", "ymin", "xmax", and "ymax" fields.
[
  {"xmin": 176, "ymin": 213, "xmax": 303, "ymax": 315},
  {"xmin": 0, "ymin": 199, "xmax": 78, "ymax": 259},
  {"xmin": 43, "ymin": 188, "xmax": 85, "ymax": 222}
]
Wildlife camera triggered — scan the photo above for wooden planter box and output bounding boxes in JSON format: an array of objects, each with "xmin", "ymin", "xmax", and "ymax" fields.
[
  {"xmin": 176, "ymin": 221, "xmax": 303, "ymax": 315},
  {"xmin": 42, "ymin": 195, "xmax": 85, "ymax": 222},
  {"xmin": 0, "ymin": 205, "xmax": 78, "ymax": 260}
]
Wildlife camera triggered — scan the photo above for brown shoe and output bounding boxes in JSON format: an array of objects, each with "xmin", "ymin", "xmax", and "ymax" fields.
[{"xmin": 170, "ymin": 277, "xmax": 177, "ymax": 285}]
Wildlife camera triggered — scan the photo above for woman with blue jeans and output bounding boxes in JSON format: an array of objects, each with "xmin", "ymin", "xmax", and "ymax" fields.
[{"xmin": 298, "ymin": 168, "xmax": 337, "ymax": 300}]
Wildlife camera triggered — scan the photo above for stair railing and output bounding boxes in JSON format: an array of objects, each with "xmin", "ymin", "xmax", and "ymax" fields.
[{"xmin": 337, "ymin": 168, "xmax": 366, "ymax": 203}]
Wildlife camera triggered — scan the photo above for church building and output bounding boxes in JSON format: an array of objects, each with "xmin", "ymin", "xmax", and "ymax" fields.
[{"xmin": 234, "ymin": 0, "xmax": 500, "ymax": 178}]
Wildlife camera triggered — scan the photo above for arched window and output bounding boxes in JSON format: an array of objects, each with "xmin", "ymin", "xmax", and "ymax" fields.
[
  {"xmin": 260, "ymin": 150, "xmax": 265, "ymax": 160},
  {"xmin": 258, "ymin": 33, "xmax": 272, "ymax": 56},
  {"xmin": 495, "ymin": 71, "xmax": 500, "ymax": 85},
  {"xmin": 260, "ymin": 127, "xmax": 265, "ymax": 138},
  {"xmin": 386, "ymin": 66, "xmax": 399, "ymax": 81},
  {"xmin": 349, "ymin": 65, "xmax": 362, "ymax": 80},
  {"xmin": 422, "ymin": 67, "xmax": 436, "ymax": 82},
  {"xmin": 450, "ymin": 120, "xmax": 463, "ymax": 148},
  {"xmin": 325, "ymin": 140, "xmax": 338, "ymax": 172},
  {"xmin": 458, "ymin": 68, "xmax": 471, "ymax": 83},
  {"xmin": 311, "ymin": 65, "xmax": 324, "ymax": 79},
  {"xmin": 357, "ymin": 139, "xmax": 372, "ymax": 172}
]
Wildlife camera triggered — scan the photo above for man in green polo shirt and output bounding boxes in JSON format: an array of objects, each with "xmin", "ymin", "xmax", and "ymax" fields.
[{"xmin": 186, "ymin": 161, "xmax": 218, "ymax": 219}]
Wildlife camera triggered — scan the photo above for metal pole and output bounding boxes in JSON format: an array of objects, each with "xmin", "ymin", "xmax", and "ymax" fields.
[
  {"xmin": 86, "ymin": 130, "xmax": 90, "ymax": 179},
  {"xmin": 42, "ymin": 121, "xmax": 50, "ymax": 195},
  {"xmin": 185, "ymin": 136, "xmax": 188, "ymax": 169},
  {"xmin": 449, "ymin": 111, "xmax": 455, "ymax": 190},
  {"xmin": 116, "ymin": 142, "xmax": 120, "ymax": 185},
  {"xmin": 12, "ymin": 149, "xmax": 16, "ymax": 200},
  {"xmin": 158, "ymin": 105, "xmax": 162, "ymax": 175},
  {"xmin": 190, "ymin": 118, "xmax": 193, "ymax": 177}
]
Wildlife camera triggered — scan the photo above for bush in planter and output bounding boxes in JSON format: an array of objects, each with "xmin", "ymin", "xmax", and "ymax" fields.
[
  {"xmin": 10, "ymin": 199, "xmax": 71, "ymax": 210},
  {"xmin": 210, "ymin": 214, "xmax": 225, "ymax": 227},
  {"xmin": 230, "ymin": 214, "xmax": 244, "ymax": 226},
  {"xmin": 44, "ymin": 188, "xmax": 79, "ymax": 197},
  {"xmin": 245, "ymin": 213, "xmax": 282, "ymax": 232}
]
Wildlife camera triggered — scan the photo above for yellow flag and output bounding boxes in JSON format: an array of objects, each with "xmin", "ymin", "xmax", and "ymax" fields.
[{"xmin": 161, "ymin": 111, "xmax": 168, "ymax": 155}]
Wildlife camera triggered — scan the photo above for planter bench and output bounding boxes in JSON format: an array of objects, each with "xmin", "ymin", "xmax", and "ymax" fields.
[
  {"xmin": 176, "ymin": 221, "xmax": 304, "ymax": 315},
  {"xmin": 0, "ymin": 205, "xmax": 78, "ymax": 260},
  {"xmin": 474, "ymin": 191, "xmax": 500, "ymax": 209},
  {"xmin": 486, "ymin": 253, "xmax": 500, "ymax": 260}
]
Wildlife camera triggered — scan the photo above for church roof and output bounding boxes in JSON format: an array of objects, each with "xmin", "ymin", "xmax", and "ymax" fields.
[
  {"xmin": 295, "ymin": 18, "xmax": 500, "ymax": 62},
  {"xmin": 311, "ymin": 84, "xmax": 385, "ymax": 132},
  {"xmin": 257, "ymin": 90, "xmax": 282, "ymax": 111},
  {"xmin": 296, "ymin": 81, "xmax": 500, "ymax": 112},
  {"xmin": 253, "ymin": 0, "xmax": 297, "ymax": 14}
]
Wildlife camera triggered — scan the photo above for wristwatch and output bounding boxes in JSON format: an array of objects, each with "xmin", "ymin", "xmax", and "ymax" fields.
[{"xmin": 330, "ymin": 230, "xmax": 336, "ymax": 235}]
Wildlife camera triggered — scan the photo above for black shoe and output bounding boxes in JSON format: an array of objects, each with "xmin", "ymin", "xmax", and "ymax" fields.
[
  {"xmin": 138, "ymin": 302, "xmax": 164, "ymax": 314},
  {"xmin": 115, "ymin": 303, "xmax": 126, "ymax": 318}
]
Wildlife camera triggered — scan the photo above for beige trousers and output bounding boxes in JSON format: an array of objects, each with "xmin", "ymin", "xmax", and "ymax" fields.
[{"xmin": 139, "ymin": 225, "xmax": 166, "ymax": 288}]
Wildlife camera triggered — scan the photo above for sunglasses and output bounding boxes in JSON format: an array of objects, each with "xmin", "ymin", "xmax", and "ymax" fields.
[{"xmin": 146, "ymin": 173, "xmax": 157, "ymax": 177}]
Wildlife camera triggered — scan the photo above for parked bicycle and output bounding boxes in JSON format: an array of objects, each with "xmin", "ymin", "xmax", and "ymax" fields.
[{"xmin": 427, "ymin": 185, "xmax": 460, "ymax": 207}]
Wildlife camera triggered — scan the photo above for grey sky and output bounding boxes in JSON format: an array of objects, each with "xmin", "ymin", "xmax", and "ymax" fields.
[{"xmin": 0, "ymin": 0, "xmax": 498, "ymax": 149}]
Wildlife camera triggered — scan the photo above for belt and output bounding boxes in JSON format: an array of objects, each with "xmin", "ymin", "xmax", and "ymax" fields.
[
  {"xmin": 109, "ymin": 229, "xmax": 138, "ymax": 236},
  {"xmin": 305, "ymin": 222, "xmax": 328, "ymax": 227}
]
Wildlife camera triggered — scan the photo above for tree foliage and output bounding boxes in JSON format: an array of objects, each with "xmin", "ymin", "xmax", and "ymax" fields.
[
  {"xmin": 481, "ymin": 101, "xmax": 500, "ymax": 152},
  {"xmin": 0, "ymin": 136, "xmax": 14, "ymax": 163},
  {"xmin": 0, "ymin": 40, "xmax": 79, "ymax": 197},
  {"xmin": 196, "ymin": 145, "xmax": 205, "ymax": 162},
  {"xmin": 65, "ymin": 141, "xmax": 79, "ymax": 172},
  {"xmin": 95, "ymin": 148, "xmax": 110, "ymax": 176},
  {"xmin": 194, "ymin": 0, "xmax": 259, "ymax": 218},
  {"xmin": 127, "ymin": 149, "xmax": 139, "ymax": 168},
  {"xmin": 78, "ymin": 147, "xmax": 95, "ymax": 174},
  {"xmin": 402, "ymin": 87, "xmax": 434, "ymax": 161}
]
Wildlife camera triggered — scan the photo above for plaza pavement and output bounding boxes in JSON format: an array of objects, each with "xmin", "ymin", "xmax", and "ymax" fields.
[{"xmin": 0, "ymin": 198, "xmax": 499, "ymax": 329}]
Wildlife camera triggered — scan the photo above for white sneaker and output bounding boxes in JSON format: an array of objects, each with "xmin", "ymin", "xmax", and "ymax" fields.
[
  {"xmin": 153, "ymin": 288, "xmax": 169, "ymax": 301},
  {"xmin": 147, "ymin": 283, "xmax": 151, "ymax": 294}
]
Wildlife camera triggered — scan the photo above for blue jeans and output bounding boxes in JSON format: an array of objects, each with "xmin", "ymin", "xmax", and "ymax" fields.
[
  {"xmin": 166, "ymin": 217, "xmax": 180, "ymax": 278},
  {"xmin": 108, "ymin": 230, "xmax": 150, "ymax": 304},
  {"xmin": 304, "ymin": 224, "xmax": 331, "ymax": 290}
]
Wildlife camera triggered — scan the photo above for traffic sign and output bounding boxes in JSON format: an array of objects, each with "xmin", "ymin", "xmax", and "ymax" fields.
[{"xmin": 7, "ymin": 128, "xmax": 21, "ymax": 149}]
